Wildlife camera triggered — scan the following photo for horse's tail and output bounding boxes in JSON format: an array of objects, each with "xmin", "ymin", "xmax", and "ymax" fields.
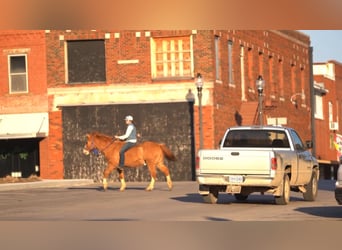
[{"xmin": 160, "ymin": 144, "xmax": 177, "ymax": 161}]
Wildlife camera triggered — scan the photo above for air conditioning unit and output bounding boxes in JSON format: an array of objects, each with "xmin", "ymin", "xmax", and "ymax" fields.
[{"xmin": 330, "ymin": 122, "xmax": 339, "ymax": 130}]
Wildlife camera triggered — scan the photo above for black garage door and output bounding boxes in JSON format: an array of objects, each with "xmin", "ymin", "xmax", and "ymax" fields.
[{"xmin": 62, "ymin": 102, "xmax": 195, "ymax": 182}]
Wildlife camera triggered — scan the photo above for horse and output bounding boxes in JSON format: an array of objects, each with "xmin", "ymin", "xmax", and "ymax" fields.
[{"xmin": 83, "ymin": 131, "xmax": 176, "ymax": 191}]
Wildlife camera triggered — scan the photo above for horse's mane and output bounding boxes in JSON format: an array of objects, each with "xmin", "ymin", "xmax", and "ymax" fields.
[{"xmin": 91, "ymin": 131, "xmax": 114, "ymax": 142}]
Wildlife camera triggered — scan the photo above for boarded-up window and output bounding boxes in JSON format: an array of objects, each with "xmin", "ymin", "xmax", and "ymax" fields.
[
  {"xmin": 67, "ymin": 40, "xmax": 106, "ymax": 83},
  {"xmin": 151, "ymin": 36, "xmax": 194, "ymax": 79}
]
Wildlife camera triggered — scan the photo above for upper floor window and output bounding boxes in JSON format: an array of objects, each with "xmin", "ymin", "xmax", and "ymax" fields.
[
  {"xmin": 66, "ymin": 40, "xmax": 106, "ymax": 83},
  {"xmin": 228, "ymin": 40, "xmax": 234, "ymax": 84},
  {"xmin": 315, "ymin": 95, "xmax": 324, "ymax": 120},
  {"xmin": 215, "ymin": 36, "xmax": 221, "ymax": 80},
  {"xmin": 151, "ymin": 36, "xmax": 194, "ymax": 79},
  {"xmin": 9, "ymin": 54, "xmax": 28, "ymax": 93}
]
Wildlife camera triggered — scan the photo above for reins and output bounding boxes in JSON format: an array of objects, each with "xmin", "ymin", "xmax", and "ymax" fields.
[{"xmin": 90, "ymin": 135, "xmax": 117, "ymax": 155}]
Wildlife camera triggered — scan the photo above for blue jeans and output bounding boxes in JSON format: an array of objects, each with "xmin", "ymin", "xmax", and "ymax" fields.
[{"xmin": 119, "ymin": 142, "xmax": 136, "ymax": 167}]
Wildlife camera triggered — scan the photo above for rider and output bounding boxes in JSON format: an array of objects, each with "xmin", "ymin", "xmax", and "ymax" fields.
[{"xmin": 114, "ymin": 115, "xmax": 137, "ymax": 170}]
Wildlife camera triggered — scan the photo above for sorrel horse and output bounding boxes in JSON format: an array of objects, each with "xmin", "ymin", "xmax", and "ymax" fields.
[{"xmin": 83, "ymin": 132, "xmax": 176, "ymax": 191}]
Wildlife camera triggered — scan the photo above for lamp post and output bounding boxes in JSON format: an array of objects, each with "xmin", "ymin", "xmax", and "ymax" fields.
[
  {"xmin": 195, "ymin": 73, "xmax": 204, "ymax": 149},
  {"xmin": 186, "ymin": 89, "xmax": 196, "ymax": 180},
  {"xmin": 256, "ymin": 75, "xmax": 265, "ymax": 126}
]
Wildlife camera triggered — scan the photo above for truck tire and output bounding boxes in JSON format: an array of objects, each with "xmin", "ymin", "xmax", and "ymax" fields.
[
  {"xmin": 303, "ymin": 169, "xmax": 318, "ymax": 201},
  {"xmin": 202, "ymin": 187, "xmax": 219, "ymax": 204},
  {"xmin": 275, "ymin": 174, "xmax": 290, "ymax": 205}
]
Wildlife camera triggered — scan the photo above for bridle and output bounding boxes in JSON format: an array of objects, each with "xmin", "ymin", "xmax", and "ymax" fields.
[{"xmin": 84, "ymin": 136, "xmax": 116, "ymax": 156}]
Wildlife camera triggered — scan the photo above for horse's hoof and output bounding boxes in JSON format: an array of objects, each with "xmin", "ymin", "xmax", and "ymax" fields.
[{"xmin": 167, "ymin": 182, "xmax": 173, "ymax": 191}]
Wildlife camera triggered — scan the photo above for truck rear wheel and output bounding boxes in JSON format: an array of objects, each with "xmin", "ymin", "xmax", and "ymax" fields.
[
  {"xmin": 275, "ymin": 174, "xmax": 290, "ymax": 205},
  {"xmin": 303, "ymin": 169, "xmax": 318, "ymax": 201},
  {"xmin": 202, "ymin": 187, "xmax": 219, "ymax": 204}
]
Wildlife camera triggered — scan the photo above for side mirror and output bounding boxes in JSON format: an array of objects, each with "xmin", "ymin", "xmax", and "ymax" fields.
[{"xmin": 305, "ymin": 140, "xmax": 313, "ymax": 149}]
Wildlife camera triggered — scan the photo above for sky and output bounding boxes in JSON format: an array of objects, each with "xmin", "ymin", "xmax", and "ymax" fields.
[{"xmin": 300, "ymin": 30, "xmax": 342, "ymax": 63}]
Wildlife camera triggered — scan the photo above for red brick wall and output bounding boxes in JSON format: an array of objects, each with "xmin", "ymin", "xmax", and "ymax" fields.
[
  {"xmin": 195, "ymin": 30, "xmax": 312, "ymax": 146},
  {"xmin": 0, "ymin": 30, "xmax": 47, "ymax": 113},
  {"xmin": 41, "ymin": 110, "xmax": 64, "ymax": 179}
]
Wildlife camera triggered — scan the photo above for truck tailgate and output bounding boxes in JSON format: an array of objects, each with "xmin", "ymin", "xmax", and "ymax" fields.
[{"xmin": 199, "ymin": 149, "xmax": 273, "ymax": 175}]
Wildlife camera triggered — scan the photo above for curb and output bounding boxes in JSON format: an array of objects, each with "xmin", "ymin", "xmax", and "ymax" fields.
[{"xmin": 0, "ymin": 179, "xmax": 94, "ymax": 191}]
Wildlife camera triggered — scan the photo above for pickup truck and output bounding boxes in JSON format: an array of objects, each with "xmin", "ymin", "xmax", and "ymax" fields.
[{"xmin": 196, "ymin": 126, "xmax": 319, "ymax": 205}]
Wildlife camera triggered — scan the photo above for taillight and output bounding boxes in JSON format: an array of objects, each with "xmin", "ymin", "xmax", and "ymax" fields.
[
  {"xmin": 271, "ymin": 157, "xmax": 277, "ymax": 170},
  {"xmin": 196, "ymin": 156, "xmax": 200, "ymax": 170}
]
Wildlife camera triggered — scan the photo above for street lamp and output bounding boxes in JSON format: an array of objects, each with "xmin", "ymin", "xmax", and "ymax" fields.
[
  {"xmin": 256, "ymin": 75, "xmax": 265, "ymax": 126},
  {"xmin": 195, "ymin": 73, "xmax": 204, "ymax": 149},
  {"xmin": 186, "ymin": 89, "xmax": 196, "ymax": 180}
]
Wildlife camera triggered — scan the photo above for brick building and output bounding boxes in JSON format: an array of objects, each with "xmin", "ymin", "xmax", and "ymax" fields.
[
  {"xmin": 0, "ymin": 30, "xmax": 313, "ymax": 182},
  {"xmin": 0, "ymin": 30, "xmax": 48, "ymax": 178},
  {"xmin": 313, "ymin": 61, "xmax": 342, "ymax": 179}
]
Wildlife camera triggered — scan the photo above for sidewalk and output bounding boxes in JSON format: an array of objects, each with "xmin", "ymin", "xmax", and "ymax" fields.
[{"xmin": 0, "ymin": 179, "xmax": 94, "ymax": 191}]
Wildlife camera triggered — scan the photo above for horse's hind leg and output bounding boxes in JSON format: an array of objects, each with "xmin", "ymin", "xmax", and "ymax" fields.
[
  {"xmin": 145, "ymin": 161, "xmax": 157, "ymax": 191},
  {"xmin": 157, "ymin": 163, "xmax": 172, "ymax": 190}
]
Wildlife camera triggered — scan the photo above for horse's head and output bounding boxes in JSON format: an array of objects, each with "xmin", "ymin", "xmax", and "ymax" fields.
[
  {"xmin": 83, "ymin": 132, "xmax": 116, "ymax": 156},
  {"xmin": 83, "ymin": 133, "xmax": 99, "ymax": 156}
]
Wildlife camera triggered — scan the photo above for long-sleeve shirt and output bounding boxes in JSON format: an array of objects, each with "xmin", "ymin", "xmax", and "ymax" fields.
[{"xmin": 117, "ymin": 124, "xmax": 137, "ymax": 143}]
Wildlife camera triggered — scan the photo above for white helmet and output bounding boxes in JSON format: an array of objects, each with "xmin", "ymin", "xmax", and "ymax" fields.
[{"xmin": 124, "ymin": 115, "xmax": 133, "ymax": 121}]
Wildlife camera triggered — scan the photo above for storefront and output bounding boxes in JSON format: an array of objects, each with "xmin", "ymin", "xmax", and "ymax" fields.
[{"xmin": 0, "ymin": 112, "xmax": 48, "ymax": 178}]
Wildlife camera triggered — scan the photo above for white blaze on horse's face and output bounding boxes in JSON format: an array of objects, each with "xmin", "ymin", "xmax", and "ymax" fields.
[
  {"xmin": 83, "ymin": 134, "xmax": 92, "ymax": 155},
  {"xmin": 83, "ymin": 148, "xmax": 90, "ymax": 155}
]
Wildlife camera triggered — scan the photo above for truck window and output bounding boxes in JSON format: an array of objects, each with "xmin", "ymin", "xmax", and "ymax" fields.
[
  {"xmin": 289, "ymin": 130, "xmax": 305, "ymax": 150},
  {"xmin": 223, "ymin": 130, "xmax": 290, "ymax": 148}
]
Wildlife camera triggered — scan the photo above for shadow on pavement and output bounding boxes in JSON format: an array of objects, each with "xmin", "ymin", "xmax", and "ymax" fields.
[{"xmin": 295, "ymin": 206, "xmax": 342, "ymax": 219}]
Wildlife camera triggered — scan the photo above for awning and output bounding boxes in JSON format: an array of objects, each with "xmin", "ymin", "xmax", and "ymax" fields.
[{"xmin": 0, "ymin": 112, "xmax": 48, "ymax": 139}]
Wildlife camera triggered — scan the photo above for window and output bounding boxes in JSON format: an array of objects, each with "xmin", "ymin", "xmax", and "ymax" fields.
[
  {"xmin": 223, "ymin": 130, "xmax": 289, "ymax": 148},
  {"xmin": 151, "ymin": 36, "xmax": 193, "ymax": 79},
  {"xmin": 9, "ymin": 55, "xmax": 28, "ymax": 93},
  {"xmin": 240, "ymin": 45, "xmax": 246, "ymax": 100},
  {"xmin": 215, "ymin": 36, "xmax": 221, "ymax": 80},
  {"xmin": 315, "ymin": 95, "xmax": 324, "ymax": 119},
  {"xmin": 278, "ymin": 59, "xmax": 284, "ymax": 96},
  {"xmin": 289, "ymin": 129, "xmax": 305, "ymax": 151},
  {"xmin": 228, "ymin": 40, "xmax": 233, "ymax": 84},
  {"xmin": 329, "ymin": 101, "xmax": 333, "ymax": 122},
  {"xmin": 66, "ymin": 40, "xmax": 106, "ymax": 83}
]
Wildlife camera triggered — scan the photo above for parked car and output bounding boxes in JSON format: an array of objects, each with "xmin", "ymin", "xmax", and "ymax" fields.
[{"xmin": 335, "ymin": 157, "xmax": 342, "ymax": 205}]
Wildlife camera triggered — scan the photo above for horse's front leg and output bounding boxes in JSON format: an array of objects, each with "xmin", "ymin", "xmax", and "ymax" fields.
[{"xmin": 103, "ymin": 162, "xmax": 115, "ymax": 191}]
